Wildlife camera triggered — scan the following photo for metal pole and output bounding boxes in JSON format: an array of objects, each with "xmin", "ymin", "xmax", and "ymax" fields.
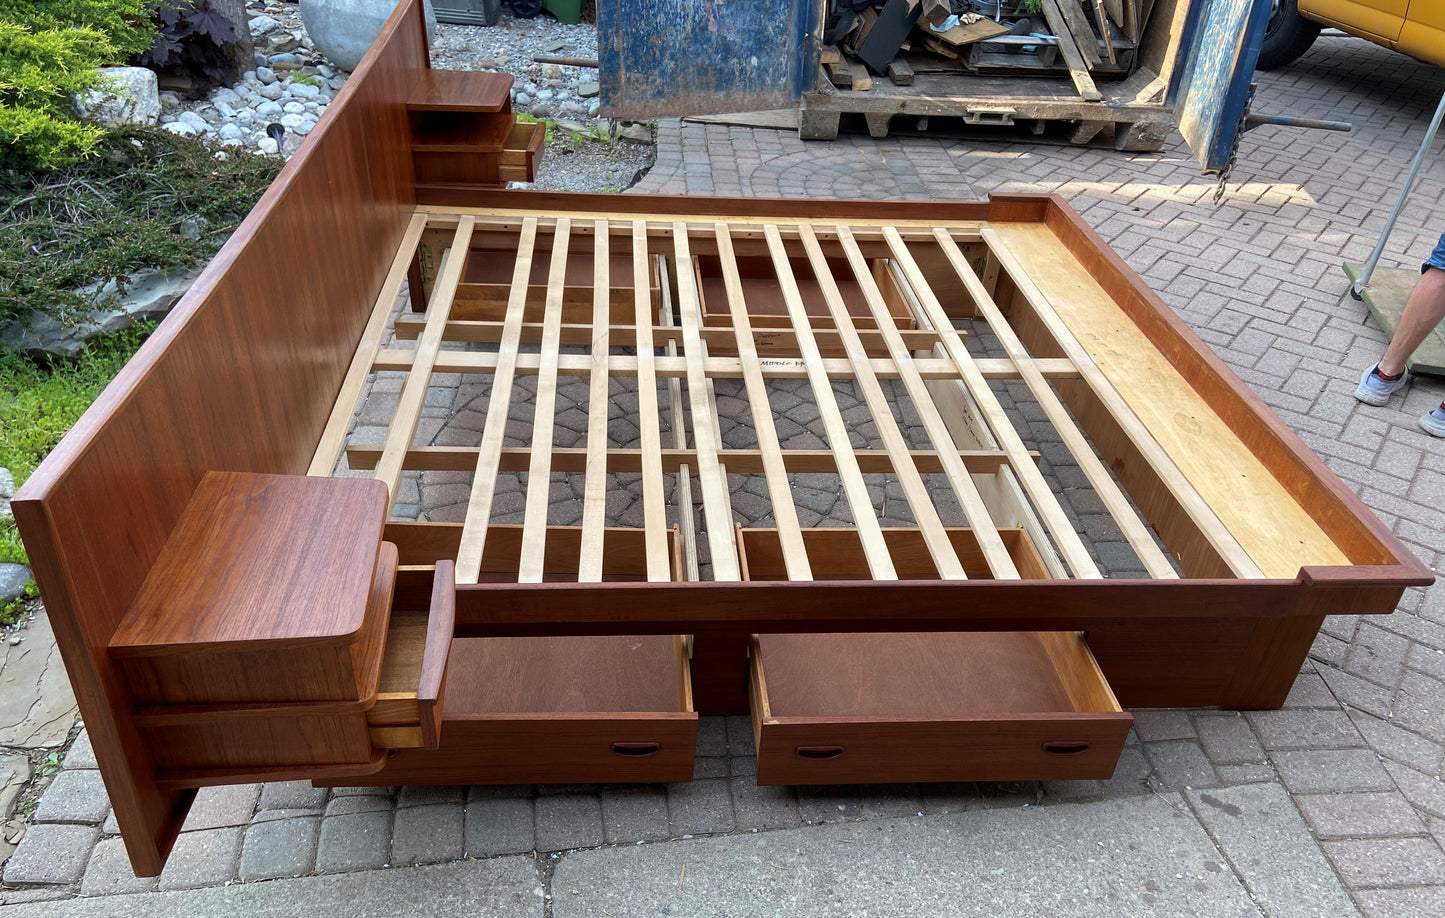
[{"xmin": 1354, "ymin": 88, "xmax": 1445, "ymax": 295}]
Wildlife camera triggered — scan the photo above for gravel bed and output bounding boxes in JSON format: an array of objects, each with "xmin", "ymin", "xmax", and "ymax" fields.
[{"xmin": 155, "ymin": 2, "xmax": 653, "ymax": 190}]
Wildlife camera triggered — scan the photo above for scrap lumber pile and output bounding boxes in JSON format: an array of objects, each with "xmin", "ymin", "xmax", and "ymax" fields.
[{"xmin": 824, "ymin": 0, "xmax": 1155, "ymax": 102}]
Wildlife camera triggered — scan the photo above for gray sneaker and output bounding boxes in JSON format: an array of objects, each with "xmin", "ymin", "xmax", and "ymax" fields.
[
  {"xmin": 1421, "ymin": 404, "xmax": 1445, "ymax": 438},
  {"xmin": 1355, "ymin": 365, "xmax": 1410, "ymax": 406}
]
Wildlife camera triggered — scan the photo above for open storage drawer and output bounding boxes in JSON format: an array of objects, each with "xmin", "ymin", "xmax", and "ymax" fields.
[
  {"xmin": 738, "ymin": 525, "xmax": 1131, "ymax": 784},
  {"xmin": 337, "ymin": 525, "xmax": 698, "ymax": 785}
]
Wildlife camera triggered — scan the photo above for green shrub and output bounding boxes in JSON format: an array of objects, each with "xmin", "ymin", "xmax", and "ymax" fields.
[{"xmin": 0, "ymin": 1, "xmax": 156, "ymax": 170}]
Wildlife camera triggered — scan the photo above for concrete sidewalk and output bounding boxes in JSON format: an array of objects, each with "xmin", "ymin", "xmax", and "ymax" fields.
[{"xmin": 4, "ymin": 32, "xmax": 1443, "ymax": 918}]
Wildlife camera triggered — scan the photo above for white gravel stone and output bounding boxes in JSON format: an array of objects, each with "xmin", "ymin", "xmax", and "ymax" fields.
[
  {"xmin": 258, "ymin": 82, "xmax": 284, "ymax": 100},
  {"xmin": 283, "ymin": 101, "xmax": 306, "ymax": 114},
  {"xmin": 291, "ymin": 82, "xmax": 320, "ymax": 99},
  {"xmin": 162, "ymin": 121, "xmax": 198, "ymax": 138},
  {"xmin": 257, "ymin": 137, "xmax": 280, "ymax": 155},
  {"xmin": 218, "ymin": 124, "xmax": 244, "ymax": 142},
  {"xmin": 256, "ymin": 100, "xmax": 283, "ymax": 118},
  {"xmin": 178, "ymin": 111, "xmax": 210, "ymax": 132},
  {"xmin": 279, "ymin": 113, "xmax": 308, "ymax": 131},
  {"xmin": 249, "ymin": 14, "xmax": 282, "ymax": 37},
  {"xmin": 256, "ymin": 66, "xmax": 278, "ymax": 84}
]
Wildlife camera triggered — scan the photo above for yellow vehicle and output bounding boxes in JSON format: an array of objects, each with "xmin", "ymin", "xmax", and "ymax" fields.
[{"xmin": 1261, "ymin": 1, "xmax": 1445, "ymax": 69}]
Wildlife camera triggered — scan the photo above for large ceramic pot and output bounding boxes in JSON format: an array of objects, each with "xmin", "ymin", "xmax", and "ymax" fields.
[{"xmin": 299, "ymin": 0, "xmax": 437, "ymax": 72}]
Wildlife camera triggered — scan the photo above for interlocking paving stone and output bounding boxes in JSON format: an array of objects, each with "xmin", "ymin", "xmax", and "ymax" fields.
[
  {"xmin": 79, "ymin": 836, "xmax": 157, "ymax": 896},
  {"xmin": 316, "ymin": 809, "xmax": 392, "ymax": 873},
  {"xmin": 256, "ymin": 780, "xmax": 328, "ymax": 812},
  {"xmin": 1274, "ymin": 749, "xmax": 1395, "ymax": 794},
  {"xmin": 158, "ymin": 826, "xmax": 243, "ymax": 891},
  {"xmin": 1246, "ymin": 709, "xmax": 1364, "ymax": 751},
  {"xmin": 599, "ymin": 786, "xmax": 669, "ymax": 844},
  {"xmin": 63, "ymin": 730, "xmax": 98, "ymax": 769},
  {"xmin": 2, "ymin": 822, "xmax": 99, "ymax": 884},
  {"xmin": 533, "ymin": 794, "xmax": 603, "ymax": 852},
  {"xmin": 1193, "ymin": 714, "xmax": 1266, "ymax": 765},
  {"xmin": 391, "ymin": 802, "xmax": 464, "ymax": 865},
  {"xmin": 555, "ymin": 794, "xmax": 1256, "ymax": 918},
  {"xmin": 397, "ymin": 785, "xmax": 464, "ymax": 808},
  {"xmin": 239, "ymin": 815, "xmax": 320, "ymax": 880},
  {"xmin": 32, "ymin": 768, "xmax": 111, "ymax": 824},
  {"xmin": 1142, "ymin": 740, "xmax": 1217, "ymax": 789},
  {"xmin": 1323, "ymin": 836, "xmax": 1445, "ymax": 889},
  {"xmin": 466, "ymin": 797, "xmax": 537, "ymax": 856},
  {"xmin": 181, "ymin": 783, "xmax": 260, "ymax": 832},
  {"xmin": 666, "ymin": 778, "xmax": 734, "ymax": 836},
  {"xmin": 1355, "ymin": 885, "xmax": 1445, "ymax": 918},
  {"xmin": 1296, "ymin": 792, "xmax": 1429, "ymax": 839},
  {"xmin": 1186, "ymin": 784, "xmax": 1359, "ymax": 918}
]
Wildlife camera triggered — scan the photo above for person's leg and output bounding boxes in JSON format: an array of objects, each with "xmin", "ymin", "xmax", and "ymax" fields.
[{"xmin": 1379, "ymin": 266, "xmax": 1445, "ymax": 377}]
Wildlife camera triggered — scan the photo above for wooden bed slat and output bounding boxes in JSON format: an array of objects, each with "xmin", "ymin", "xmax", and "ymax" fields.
[
  {"xmin": 716, "ymin": 225, "xmax": 811, "ymax": 581},
  {"xmin": 310, "ymin": 212, "xmax": 428, "ymax": 477},
  {"xmin": 883, "ymin": 226, "xmax": 1101, "ymax": 580},
  {"xmin": 578, "ymin": 220, "xmax": 611, "ymax": 583},
  {"xmin": 931, "ymin": 228, "xmax": 1177, "ymax": 580},
  {"xmin": 518, "ymin": 218, "xmax": 572, "ymax": 582},
  {"xmin": 762, "ymin": 224, "xmax": 896, "ymax": 580},
  {"xmin": 832, "ymin": 227, "xmax": 1018, "ymax": 580},
  {"xmin": 981, "ymin": 225, "xmax": 1272, "ymax": 579},
  {"xmin": 454, "ymin": 217, "xmax": 539, "ymax": 584},
  {"xmin": 659, "ymin": 255, "xmax": 702, "ymax": 583},
  {"xmin": 373, "ymin": 217, "xmax": 475, "ymax": 511},
  {"xmin": 673, "ymin": 223, "xmax": 741, "ymax": 580},
  {"xmin": 633, "ymin": 221, "xmax": 672, "ymax": 581}
]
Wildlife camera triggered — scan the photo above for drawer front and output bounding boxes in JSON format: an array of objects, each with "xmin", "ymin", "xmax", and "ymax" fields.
[
  {"xmin": 143, "ymin": 713, "xmax": 373, "ymax": 770},
  {"xmin": 335, "ymin": 715, "xmax": 698, "ymax": 786},
  {"xmin": 753, "ymin": 715, "xmax": 1132, "ymax": 786}
]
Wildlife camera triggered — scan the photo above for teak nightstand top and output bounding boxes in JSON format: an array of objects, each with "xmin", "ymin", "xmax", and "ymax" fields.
[{"xmin": 110, "ymin": 472, "xmax": 388, "ymax": 657}]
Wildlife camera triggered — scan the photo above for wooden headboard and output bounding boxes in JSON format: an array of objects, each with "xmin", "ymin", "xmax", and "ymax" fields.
[{"xmin": 11, "ymin": 0, "xmax": 429, "ymax": 875}]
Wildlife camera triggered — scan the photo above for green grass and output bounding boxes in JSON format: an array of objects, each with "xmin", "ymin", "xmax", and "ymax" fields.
[{"xmin": 1, "ymin": 325, "xmax": 152, "ymax": 623}]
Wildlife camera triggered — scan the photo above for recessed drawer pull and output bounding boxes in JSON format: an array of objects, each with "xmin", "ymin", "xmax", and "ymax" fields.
[
  {"xmin": 1042, "ymin": 741, "xmax": 1091, "ymax": 755},
  {"xmin": 610, "ymin": 742, "xmax": 661, "ymax": 757},
  {"xmin": 795, "ymin": 745, "xmax": 845, "ymax": 760}
]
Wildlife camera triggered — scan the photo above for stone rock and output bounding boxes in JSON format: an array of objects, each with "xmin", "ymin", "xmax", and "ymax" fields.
[
  {"xmin": 258, "ymin": 82, "xmax": 285, "ymax": 100},
  {"xmin": 300, "ymin": 0, "xmax": 437, "ymax": 72},
  {"xmin": 256, "ymin": 100, "xmax": 283, "ymax": 118},
  {"xmin": 162, "ymin": 121, "xmax": 198, "ymax": 138},
  {"xmin": 291, "ymin": 81, "xmax": 320, "ymax": 99},
  {"xmin": 0, "ymin": 612, "xmax": 79, "ymax": 748},
  {"xmin": 158, "ymin": 90, "xmax": 181, "ymax": 107},
  {"xmin": 541, "ymin": 63, "xmax": 565, "ymax": 81},
  {"xmin": 617, "ymin": 122, "xmax": 652, "ymax": 143},
  {"xmin": 578, "ymin": 81, "xmax": 600, "ymax": 98},
  {"xmin": 74, "ymin": 67, "xmax": 161, "ymax": 127},
  {"xmin": 587, "ymin": 99, "xmax": 600, "ymax": 117},
  {"xmin": 0, "ymin": 564, "xmax": 28, "ymax": 605},
  {"xmin": 0, "ymin": 467, "xmax": 12, "ymax": 524},
  {"xmin": 178, "ymin": 110, "xmax": 210, "ymax": 132},
  {"xmin": 0, "ymin": 754, "xmax": 30, "ymax": 821},
  {"xmin": 280, "ymin": 113, "xmax": 308, "ymax": 131},
  {"xmin": 266, "ymin": 32, "xmax": 301, "ymax": 55},
  {"xmin": 217, "ymin": 123, "xmax": 243, "ymax": 142},
  {"xmin": 514, "ymin": 92, "xmax": 531, "ymax": 106},
  {"xmin": 0, "ymin": 266, "xmax": 201, "ymax": 359},
  {"xmin": 256, "ymin": 66, "xmax": 277, "ymax": 84},
  {"xmin": 269, "ymin": 52, "xmax": 299, "ymax": 65},
  {"xmin": 537, "ymin": 89, "xmax": 554, "ymax": 101},
  {"xmin": 557, "ymin": 118, "xmax": 589, "ymax": 135},
  {"xmin": 257, "ymin": 137, "xmax": 280, "ymax": 155},
  {"xmin": 249, "ymin": 14, "xmax": 283, "ymax": 37}
]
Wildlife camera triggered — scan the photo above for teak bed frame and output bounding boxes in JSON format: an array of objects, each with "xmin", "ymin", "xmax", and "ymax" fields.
[{"xmin": 13, "ymin": 0, "xmax": 1430, "ymax": 876}]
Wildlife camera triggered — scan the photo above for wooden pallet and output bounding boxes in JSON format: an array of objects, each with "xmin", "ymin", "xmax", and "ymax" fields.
[
  {"xmin": 12, "ymin": 0, "xmax": 1430, "ymax": 877},
  {"xmin": 1345, "ymin": 262, "xmax": 1445, "ymax": 377}
]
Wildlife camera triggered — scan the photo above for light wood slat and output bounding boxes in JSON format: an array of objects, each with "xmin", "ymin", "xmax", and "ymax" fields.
[
  {"xmin": 578, "ymin": 220, "xmax": 611, "ymax": 583},
  {"xmin": 672, "ymin": 223, "xmax": 740, "ymax": 581},
  {"xmin": 932, "ymin": 228, "xmax": 1178, "ymax": 579},
  {"xmin": 980, "ymin": 225, "xmax": 1266, "ymax": 578},
  {"xmin": 372, "ymin": 217, "xmax": 474, "ymax": 512},
  {"xmin": 375, "ymin": 348, "xmax": 1080, "ymax": 381},
  {"xmin": 453, "ymin": 217, "xmax": 538, "ymax": 584},
  {"xmin": 657, "ymin": 256, "xmax": 701, "ymax": 582},
  {"xmin": 422, "ymin": 209, "xmax": 986, "ymax": 238},
  {"xmin": 309, "ymin": 213, "xmax": 428, "ymax": 477},
  {"xmin": 346, "ymin": 445, "xmax": 1020, "ymax": 476},
  {"xmin": 796, "ymin": 226, "xmax": 965, "ymax": 580},
  {"xmin": 632, "ymin": 221, "xmax": 671, "ymax": 582},
  {"xmin": 762, "ymin": 224, "xmax": 897, "ymax": 580},
  {"xmin": 831, "ymin": 227, "xmax": 1019, "ymax": 579},
  {"xmin": 517, "ymin": 218, "xmax": 572, "ymax": 583},
  {"xmin": 882, "ymin": 226, "xmax": 1102, "ymax": 580},
  {"xmin": 715, "ymin": 224, "xmax": 811, "ymax": 581}
]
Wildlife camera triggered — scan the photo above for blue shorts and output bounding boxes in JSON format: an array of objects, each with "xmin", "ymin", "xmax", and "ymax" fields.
[{"xmin": 1424, "ymin": 230, "xmax": 1445, "ymax": 273}]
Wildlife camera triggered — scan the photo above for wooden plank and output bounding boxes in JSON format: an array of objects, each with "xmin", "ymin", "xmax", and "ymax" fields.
[
  {"xmin": 518, "ymin": 219, "xmax": 572, "ymax": 583},
  {"xmin": 887, "ymin": 56, "xmax": 914, "ymax": 86},
  {"xmin": 1039, "ymin": 0, "xmax": 1103, "ymax": 100},
  {"xmin": 657, "ymin": 256, "xmax": 701, "ymax": 583},
  {"xmin": 883, "ymin": 226, "xmax": 1101, "ymax": 579},
  {"xmin": 376, "ymin": 345, "xmax": 1078, "ymax": 382},
  {"xmin": 983, "ymin": 223, "xmax": 1343, "ymax": 579},
  {"xmin": 716, "ymin": 225, "xmax": 811, "ymax": 580},
  {"xmin": 348, "ymin": 445, "xmax": 1020, "ymax": 476},
  {"xmin": 453, "ymin": 217, "xmax": 538, "ymax": 584},
  {"xmin": 672, "ymin": 223, "xmax": 740, "ymax": 581},
  {"xmin": 832, "ymin": 226, "xmax": 1018, "ymax": 579},
  {"xmin": 1056, "ymin": 0, "xmax": 1103, "ymax": 68},
  {"xmin": 763, "ymin": 224, "xmax": 896, "ymax": 580},
  {"xmin": 1344, "ymin": 263, "xmax": 1445, "ymax": 376},
  {"xmin": 373, "ymin": 217, "xmax": 476, "ymax": 509},
  {"xmin": 633, "ymin": 222, "xmax": 672, "ymax": 582},
  {"xmin": 578, "ymin": 221, "xmax": 611, "ymax": 583},
  {"xmin": 309, "ymin": 212, "xmax": 428, "ymax": 477},
  {"xmin": 931, "ymin": 228, "xmax": 1176, "ymax": 579},
  {"xmin": 797, "ymin": 225, "xmax": 966, "ymax": 580}
]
